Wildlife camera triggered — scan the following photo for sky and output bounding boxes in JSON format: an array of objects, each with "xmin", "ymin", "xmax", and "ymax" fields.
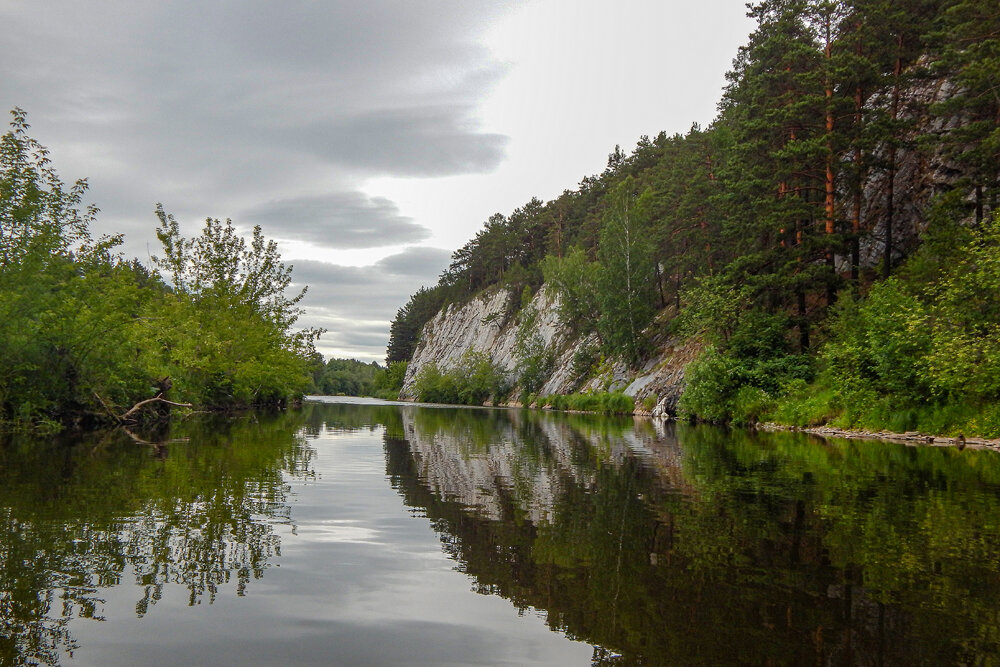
[{"xmin": 0, "ymin": 1, "xmax": 754, "ymax": 363}]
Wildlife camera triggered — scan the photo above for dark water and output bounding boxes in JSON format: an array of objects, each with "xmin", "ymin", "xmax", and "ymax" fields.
[{"xmin": 3, "ymin": 398, "xmax": 1000, "ymax": 665}]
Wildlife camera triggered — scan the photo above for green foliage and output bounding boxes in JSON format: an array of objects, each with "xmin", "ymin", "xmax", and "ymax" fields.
[
  {"xmin": 0, "ymin": 111, "xmax": 318, "ymax": 428},
  {"xmin": 808, "ymin": 213, "xmax": 1000, "ymax": 436},
  {"xmin": 679, "ymin": 310, "xmax": 814, "ymax": 425},
  {"xmin": 386, "ymin": 286, "xmax": 446, "ymax": 364},
  {"xmin": 767, "ymin": 379, "xmax": 840, "ymax": 428},
  {"xmin": 148, "ymin": 208, "xmax": 320, "ymax": 408},
  {"xmin": 540, "ymin": 247, "xmax": 601, "ymax": 335},
  {"xmin": 0, "ymin": 111, "xmax": 149, "ymax": 426},
  {"xmin": 413, "ymin": 352, "xmax": 511, "ymax": 406},
  {"xmin": 672, "ymin": 273, "xmax": 753, "ymax": 342},
  {"xmin": 519, "ymin": 284, "xmax": 533, "ymax": 310},
  {"xmin": 0, "ymin": 108, "xmax": 98, "ymax": 268},
  {"xmin": 372, "ymin": 361, "xmax": 407, "ymax": 400},
  {"xmin": 513, "ymin": 302, "xmax": 555, "ymax": 400},
  {"xmin": 543, "ymin": 391, "xmax": 635, "ymax": 415},
  {"xmin": 570, "ymin": 343, "xmax": 600, "ymax": 386},
  {"xmin": 596, "ymin": 177, "xmax": 657, "ymax": 367},
  {"xmin": 312, "ymin": 358, "xmax": 383, "ymax": 397}
]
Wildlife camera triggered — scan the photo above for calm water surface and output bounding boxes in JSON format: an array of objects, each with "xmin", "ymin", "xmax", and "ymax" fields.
[{"xmin": 3, "ymin": 397, "xmax": 1000, "ymax": 665}]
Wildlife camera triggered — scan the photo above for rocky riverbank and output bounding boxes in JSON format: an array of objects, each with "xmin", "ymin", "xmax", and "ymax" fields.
[{"xmin": 758, "ymin": 422, "xmax": 1000, "ymax": 451}]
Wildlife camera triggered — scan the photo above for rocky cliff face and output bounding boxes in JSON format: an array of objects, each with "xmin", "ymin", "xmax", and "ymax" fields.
[
  {"xmin": 853, "ymin": 73, "xmax": 968, "ymax": 271},
  {"xmin": 399, "ymin": 284, "xmax": 702, "ymax": 417},
  {"xmin": 399, "ymin": 285, "xmax": 583, "ymax": 400}
]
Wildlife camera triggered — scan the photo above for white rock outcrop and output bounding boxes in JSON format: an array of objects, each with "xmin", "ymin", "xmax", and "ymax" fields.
[
  {"xmin": 399, "ymin": 284, "xmax": 702, "ymax": 416},
  {"xmin": 400, "ymin": 285, "xmax": 577, "ymax": 399}
]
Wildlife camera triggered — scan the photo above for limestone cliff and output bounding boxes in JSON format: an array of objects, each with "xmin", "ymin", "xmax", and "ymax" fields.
[{"xmin": 399, "ymin": 284, "xmax": 702, "ymax": 417}]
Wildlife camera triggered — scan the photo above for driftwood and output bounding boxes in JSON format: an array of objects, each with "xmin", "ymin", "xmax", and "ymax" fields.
[
  {"xmin": 93, "ymin": 391, "xmax": 193, "ymax": 426},
  {"xmin": 120, "ymin": 393, "xmax": 193, "ymax": 422}
]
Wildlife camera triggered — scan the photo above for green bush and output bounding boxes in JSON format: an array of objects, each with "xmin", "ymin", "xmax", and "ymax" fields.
[
  {"xmin": 513, "ymin": 305, "xmax": 554, "ymax": 400},
  {"xmin": 807, "ymin": 213, "xmax": 1000, "ymax": 437},
  {"xmin": 570, "ymin": 343, "xmax": 600, "ymax": 385},
  {"xmin": 0, "ymin": 111, "xmax": 318, "ymax": 429},
  {"xmin": 767, "ymin": 379, "xmax": 840, "ymax": 428},
  {"xmin": 412, "ymin": 352, "xmax": 511, "ymax": 406},
  {"xmin": 371, "ymin": 361, "xmax": 407, "ymax": 399},
  {"xmin": 537, "ymin": 391, "xmax": 635, "ymax": 415},
  {"xmin": 678, "ymin": 310, "xmax": 813, "ymax": 424}
]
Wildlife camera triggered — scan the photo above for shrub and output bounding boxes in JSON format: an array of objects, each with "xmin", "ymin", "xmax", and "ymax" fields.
[
  {"xmin": 767, "ymin": 379, "xmax": 839, "ymax": 428},
  {"xmin": 570, "ymin": 343, "xmax": 600, "ymax": 385},
  {"xmin": 536, "ymin": 391, "xmax": 635, "ymax": 415},
  {"xmin": 412, "ymin": 352, "xmax": 510, "ymax": 406},
  {"xmin": 804, "ymin": 212, "xmax": 1000, "ymax": 436},
  {"xmin": 678, "ymin": 310, "xmax": 813, "ymax": 423}
]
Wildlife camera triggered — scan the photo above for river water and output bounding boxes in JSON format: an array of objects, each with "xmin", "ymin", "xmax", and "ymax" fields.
[{"xmin": 3, "ymin": 396, "xmax": 1000, "ymax": 665}]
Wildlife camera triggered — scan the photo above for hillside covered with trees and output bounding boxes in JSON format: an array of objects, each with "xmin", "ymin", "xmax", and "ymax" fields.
[{"xmin": 388, "ymin": 0, "xmax": 1000, "ymax": 437}]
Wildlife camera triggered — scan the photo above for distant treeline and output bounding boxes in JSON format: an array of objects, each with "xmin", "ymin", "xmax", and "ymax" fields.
[
  {"xmin": 0, "ymin": 110, "xmax": 320, "ymax": 431},
  {"xmin": 390, "ymin": 0, "xmax": 1000, "ymax": 437},
  {"xmin": 308, "ymin": 357, "xmax": 406, "ymax": 400}
]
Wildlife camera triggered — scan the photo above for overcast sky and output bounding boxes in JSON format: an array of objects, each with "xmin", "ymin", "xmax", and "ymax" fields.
[{"xmin": 1, "ymin": 1, "xmax": 753, "ymax": 362}]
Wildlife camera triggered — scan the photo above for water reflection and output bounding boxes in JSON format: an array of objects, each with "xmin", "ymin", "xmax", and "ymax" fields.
[
  {"xmin": 4, "ymin": 400, "xmax": 1000, "ymax": 665},
  {"xmin": 0, "ymin": 411, "xmax": 314, "ymax": 666},
  {"xmin": 386, "ymin": 407, "xmax": 1000, "ymax": 665}
]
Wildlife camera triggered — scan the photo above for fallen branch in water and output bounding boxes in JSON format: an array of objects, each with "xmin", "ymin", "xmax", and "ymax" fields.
[
  {"xmin": 120, "ymin": 393, "xmax": 193, "ymax": 422},
  {"xmin": 94, "ymin": 391, "xmax": 193, "ymax": 425}
]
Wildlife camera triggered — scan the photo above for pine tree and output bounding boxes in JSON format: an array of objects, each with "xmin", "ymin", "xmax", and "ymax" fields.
[{"xmin": 719, "ymin": 0, "xmax": 825, "ymax": 349}]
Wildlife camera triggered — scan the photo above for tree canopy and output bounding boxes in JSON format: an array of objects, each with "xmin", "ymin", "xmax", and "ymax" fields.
[{"xmin": 0, "ymin": 110, "xmax": 320, "ymax": 429}]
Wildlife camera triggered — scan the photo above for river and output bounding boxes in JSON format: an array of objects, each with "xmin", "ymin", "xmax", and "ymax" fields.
[{"xmin": 2, "ymin": 396, "xmax": 1000, "ymax": 665}]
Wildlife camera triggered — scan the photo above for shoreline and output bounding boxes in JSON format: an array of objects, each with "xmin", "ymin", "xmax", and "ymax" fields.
[
  {"xmin": 398, "ymin": 395, "xmax": 1000, "ymax": 451},
  {"xmin": 757, "ymin": 422, "xmax": 1000, "ymax": 451}
]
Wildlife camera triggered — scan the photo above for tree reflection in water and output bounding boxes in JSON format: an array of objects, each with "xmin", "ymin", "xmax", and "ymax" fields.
[
  {"xmin": 386, "ymin": 407, "xmax": 1000, "ymax": 665},
  {"xmin": 5, "ymin": 401, "xmax": 1000, "ymax": 665},
  {"xmin": 0, "ymin": 410, "xmax": 315, "ymax": 666}
]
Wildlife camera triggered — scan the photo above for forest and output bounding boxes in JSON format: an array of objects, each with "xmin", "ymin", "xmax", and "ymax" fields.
[
  {"xmin": 307, "ymin": 356, "xmax": 407, "ymax": 399},
  {"xmin": 0, "ymin": 109, "xmax": 320, "ymax": 431},
  {"xmin": 388, "ymin": 0, "xmax": 1000, "ymax": 437}
]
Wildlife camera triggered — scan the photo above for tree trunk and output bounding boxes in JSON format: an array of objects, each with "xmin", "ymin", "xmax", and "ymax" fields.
[{"xmin": 824, "ymin": 19, "xmax": 837, "ymax": 307}]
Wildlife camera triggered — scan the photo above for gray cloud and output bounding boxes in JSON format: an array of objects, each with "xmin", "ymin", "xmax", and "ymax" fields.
[
  {"xmin": 242, "ymin": 193, "xmax": 429, "ymax": 249},
  {"xmin": 289, "ymin": 106, "xmax": 508, "ymax": 176},
  {"xmin": 0, "ymin": 1, "xmax": 513, "ymax": 259},
  {"xmin": 375, "ymin": 246, "xmax": 452, "ymax": 277},
  {"xmin": 290, "ymin": 247, "xmax": 451, "ymax": 360}
]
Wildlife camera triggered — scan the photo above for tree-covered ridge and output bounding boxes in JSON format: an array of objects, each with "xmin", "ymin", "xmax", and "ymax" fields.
[
  {"xmin": 0, "ymin": 110, "xmax": 320, "ymax": 430},
  {"xmin": 389, "ymin": 0, "xmax": 1000, "ymax": 436}
]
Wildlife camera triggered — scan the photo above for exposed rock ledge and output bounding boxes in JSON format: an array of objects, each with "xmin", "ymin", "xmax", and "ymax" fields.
[{"xmin": 399, "ymin": 284, "xmax": 702, "ymax": 414}]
